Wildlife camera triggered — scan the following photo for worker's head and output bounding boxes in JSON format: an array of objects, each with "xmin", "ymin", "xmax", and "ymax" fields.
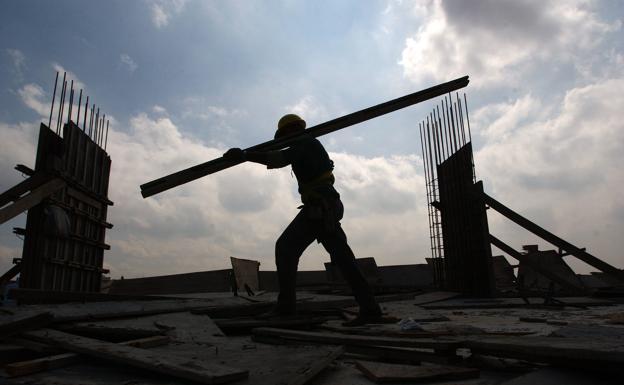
[{"xmin": 275, "ymin": 114, "xmax": 306, "ymax": 139}]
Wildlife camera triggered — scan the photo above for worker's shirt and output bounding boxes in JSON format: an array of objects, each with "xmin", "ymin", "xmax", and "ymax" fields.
[{"xmin": 269, "ymin": 136, "xmax": 339, "ymax": 203}]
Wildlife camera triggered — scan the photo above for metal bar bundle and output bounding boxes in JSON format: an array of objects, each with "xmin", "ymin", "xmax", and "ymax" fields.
[{"xmin": 140, "ymin": 76, "xmax": 470, "ymax": 198}]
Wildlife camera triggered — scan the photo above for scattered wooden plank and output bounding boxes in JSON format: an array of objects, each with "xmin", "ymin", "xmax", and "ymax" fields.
[
  {"xmin": 464, "ymin": 335, "xmax": 624, "ymax": 369},
  {"xmin": 355, "ymin": 360, "xmax": 479, "ymax": 383},
  {"xmin": 9, "ymin": 288, "xmax": 184, "ymax": 304},
  {"xmin": 344, "ymin": 345, "xmax": 457, "ymax": 365},
  {"xmin": 252, "ymin": 327, "xmax": 460, "ymax": 351},
  {"xmin": 0, "ymin": 312, "xmax": 53, "ymax": 339},
  {"xmin": 28, "ymin": 298, "xmax": 217, "ymax": 323},
  {"xmin": 5, "ymin": 335, "xmax": 170, "ymax": 378},
  {"xmin": 63, "ymin": 312, "xmax": 226, "ymax": 345},
  {"xmin": 54, "ymin": 323, "xmax": 164, "ymax": 342},
  {"xmin": 215, "ymin": 316, "xmax": 331, "ymax": 334},
  {"xmin": 501, "ymin": 367, "xmax": 616, "ymax": 385},
  {"xmin": 422, "ymin": 296, "xmax": 615, "ymax": 310},
  {"xmin": 22, "ymin": 329, "xmax": 248, "ymax": 384},
  {"xmin": 412, "ymin": 291, "xmax": 461, "ymax": 305},
  {"xmin": 286, "ymin": 346, "xmax": 344, "ymax": 385}
]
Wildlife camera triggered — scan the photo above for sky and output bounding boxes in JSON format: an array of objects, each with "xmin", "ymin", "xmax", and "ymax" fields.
[{"xmin": 1, "ymin": 0, "xmax": 623, "ymax": 279}]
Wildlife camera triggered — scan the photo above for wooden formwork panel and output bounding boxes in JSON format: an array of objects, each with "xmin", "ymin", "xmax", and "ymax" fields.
[
  {"xmin": 20, "ymin": 122, "xmax": 111, "ymax": 292},
  {"xmin": 437, "ymin": 143, "xmax": 493, "ymax": 296}
]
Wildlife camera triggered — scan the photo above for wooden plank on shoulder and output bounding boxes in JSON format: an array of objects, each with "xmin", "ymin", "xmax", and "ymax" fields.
[
  {"xmin": 5, "ymin": 335, "xmax": 170, "ymax": 378},
  {"xmin": 21, "ymin": 329, "xmax": 248, "ymax": 384}
]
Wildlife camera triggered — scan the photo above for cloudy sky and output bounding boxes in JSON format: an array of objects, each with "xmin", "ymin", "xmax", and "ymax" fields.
[{"xmin": 1, "ymin": 0, "xmax": 622, "ymax": 279}]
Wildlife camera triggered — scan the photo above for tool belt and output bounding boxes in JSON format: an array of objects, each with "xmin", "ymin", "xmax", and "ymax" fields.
[{"xmin": 299, "ymin": 171, "xmax": 335, "ymax": 204}]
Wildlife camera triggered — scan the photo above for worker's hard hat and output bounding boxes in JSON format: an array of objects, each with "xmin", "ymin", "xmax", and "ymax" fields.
[{"xmin": 275, "ymin": 114, "xmax": 306, "ymax": 139}]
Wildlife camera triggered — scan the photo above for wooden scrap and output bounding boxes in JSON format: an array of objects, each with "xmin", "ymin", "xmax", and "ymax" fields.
[
  {"xmin": 215, "ymin": 316, "xmax": 331, "ymax": 334},
  {"xmin": 412, "ymin": 291, "xmax": 461, "ymax": 305},
  {"xmin": 22, "ymin": 329, "xmax": 248, "ymax": 384},
  {"xmin": 463, "ymin": 335, "xmax": 624, "ymax": 369},
  {"xmin": 344, "ymin": 345, "xmax": 456, "ymax": 365},
  {"xmin": 422, "ymin": 296, "xmax": 614, "ymax": 310},
  {"xmin": 54, "ymin": 323, "xmax": 164, "ymax": 342},
  {"xmin": 230, "ymin": 257, "xmax": 260, "ymax": 294},
  {"xmin": 355, "ymin": 360, "xmax": 479, "ymax": 383},
  {"xmin": 66, "ymin": 312, "xmax": 226, "ymax": 345},
  {"xmin": 501, "ymin": 367, "xmax": 616, "ymax": 385},
  {"xmin": 36, "ymin": 298, "xmax": 217, "ymax": 323},
  {"xmin": 252, "ymin": 327, "xmax": 460, "ymax": 351},
  {"xmin": 5, "ymin": 335, "xmax": 170, "ymax": 378},
  {"xmin": 286, "ymin": 346, "xmax": 344, "ymax": 385},
  {"xmin": 0, "ymin": 312, "xmax": 52, "ymax": 339},
  {"xmin": 8, "ymin": 288, "xmax": 183, "ymax": 304}
]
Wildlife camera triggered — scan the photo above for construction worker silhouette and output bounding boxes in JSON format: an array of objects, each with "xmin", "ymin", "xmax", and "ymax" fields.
[{"xmin": 224, "ymin": 114, "xmax": 382, "ymax": 325}]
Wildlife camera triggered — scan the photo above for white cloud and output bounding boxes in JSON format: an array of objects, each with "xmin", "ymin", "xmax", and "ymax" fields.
[
  {"xmin": 285, "ymin": 95, "xmax": 329, "ymax": 124},
  {"xmin": 399, "ymin": 0, "xmax": 619, "ymax": 87},
  {"xmin": 17, "ymin": 83, "xmax": 49, "ymax": 117},
  {"xmin": 120, "ymin": 53, "xmax": 138, "ymax": 72},
  {"xmin": 6, "ymin": 48, "xmax": 26, "ymax": 77},
  {"xmin": 475, "ymin": 77, "xmax": 624, "ymax": 272},
  {"xmin": 148, "ymin": 0, "xmax": 187, "ymax": 28},
  {"xmin": 52, "ymin": 63, "xmax": 86, "ymax": 91}
]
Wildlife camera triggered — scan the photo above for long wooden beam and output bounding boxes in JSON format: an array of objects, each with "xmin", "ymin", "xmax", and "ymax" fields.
[
  {"xmin": 140, "ymin": 76, "xmax": 470, "ymax": 198},
  {"xmin": 483, "ymin": 192, "xmax": 624, "ymax": 283},
  {"xmin": 0, "ymin": 178, "xmax": 66, "ymax": 225}
]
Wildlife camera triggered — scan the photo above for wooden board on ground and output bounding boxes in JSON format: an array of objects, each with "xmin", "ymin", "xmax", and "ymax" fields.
[
  {"xmin": 412, "ymin": 291, "xmax": 461, "ymax": 305},
  {"xmin": 422, "ymin": 296, "xmax": 614, "ymax": 310},
  {"xmin": 463, "ymin": 335, "xmax": 624, "ymax": 368},
  {"xmin": 230, "ymin": 257, "xmax": 260, "ymax": 293},
  {"xmin": 22, "ymin": 329, "xmax": 248, "ymax": 384},
  {"xmin": 286, "ymin": 346, "xmax": 344, "ymax": 385},
  {"xmin": 501, "ymin": 368, "xmax": 617, "ymax": 385},
  {"xmin": 5, "ymin": 335, "xmax": 170, "ymax": 378},
  {"xmin": 252, "ymin": 327, "xmax": 460, "ymax": 350},
  {"xmin": 355, "ymin": 360, "xmax": 479, "ymax": 383},
  {"xmin": 215, "ymin": 316, "xmax": 331, "ymax": 334},
  {"xmin": 0, "ymin": 311, "xmax": 52, "ymax": 339},
  {"xmin": 19, "ymin": 298, "xmax": 219, "ymax": 323},
  {"xmin": 8, "ymin": 288, "xmax": 183, "ymax": 304},
  {"xmin": 67, "ymin": 312, "xmax": 226, "ymax": 345}
]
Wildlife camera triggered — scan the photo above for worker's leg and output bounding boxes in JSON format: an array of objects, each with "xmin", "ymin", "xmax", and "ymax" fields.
[
  {"xmin": 275, "ymin": 209, "xmax": 316, "ymax": 314},
  {"xmin": 317, "ymin": 202, "xmax": 380, "ymax": 316}
]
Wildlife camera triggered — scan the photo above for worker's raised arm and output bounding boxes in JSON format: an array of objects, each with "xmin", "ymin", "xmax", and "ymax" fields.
[{"xmin": 223, "ymin": 148, "xmax": 290, "ymax": 169}]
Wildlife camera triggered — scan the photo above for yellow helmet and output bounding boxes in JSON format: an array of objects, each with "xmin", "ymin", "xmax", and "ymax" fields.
[{"xmin": 275, "ymin": 114, "xmax": 306, "ymax": 139}]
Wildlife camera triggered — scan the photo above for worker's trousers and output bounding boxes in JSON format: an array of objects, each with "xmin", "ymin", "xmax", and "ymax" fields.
[{"xmin": 275, "ymin": 198, "xmax": 381, "ymax": 315}]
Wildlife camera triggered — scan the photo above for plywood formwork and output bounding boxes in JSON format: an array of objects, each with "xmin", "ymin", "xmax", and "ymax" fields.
[{"xmin": 20, "ymin": 122, "xmax": 112, "ymax": 292}]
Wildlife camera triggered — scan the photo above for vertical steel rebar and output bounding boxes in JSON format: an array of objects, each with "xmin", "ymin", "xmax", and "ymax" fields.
[
  {"xmin": 57, "ymin": 72, "xmax": 67, "ymax": 134},
  {"xmin": 455, "ymin": 93, "xmax": 465, "ymax": 146},
  {"xmin": 76, "ymin": 89, "xmax": 83, "ymax": 129},
  {"xmin": 83, "ymin": 96, "xmax": 89, "ymax": 131},
  {"xmin": 95, "ymin": 108, "xmax": 100, "ymax": 144},
  {"xmin": 463, "ymin": 93, "xmax": 472, "ymax": 143},
  {"xmin": 48, "ymin": 72, "xmax": 59, "ymax": 128},
  {"xmin": 67, "ymin": 80, "xmax": 74, "ymax": 125},
  {"xmin": 104, "ymin": 120, "xmax": 109, "ymax": 150},
  {"xmin": 444, "ymin": 96, "xmax": 455, "ymax": 152}
]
